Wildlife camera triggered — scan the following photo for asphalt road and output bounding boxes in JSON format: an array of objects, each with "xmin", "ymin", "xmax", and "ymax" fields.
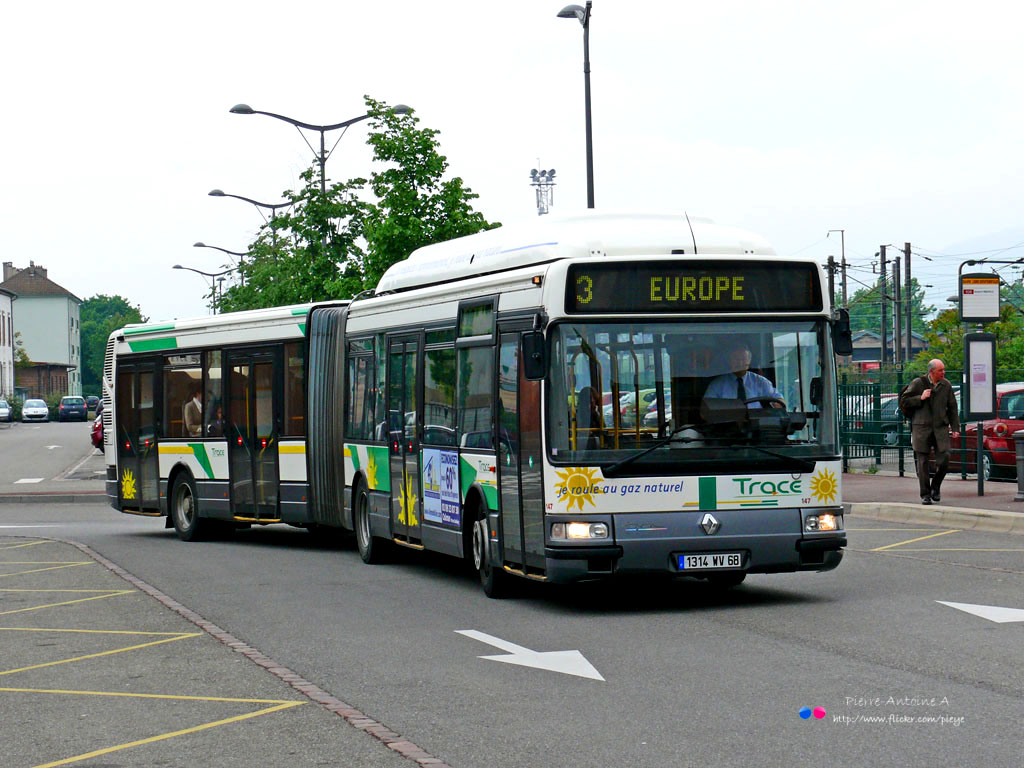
[{"xmin": 0, "ymin": 438, "xmax": 1021, "ymax": 767}]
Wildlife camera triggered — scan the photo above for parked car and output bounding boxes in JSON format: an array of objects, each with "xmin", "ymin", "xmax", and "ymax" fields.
[
  {"xmin": 604, "ymin": 388, "xmax": 660, "ymax": 427},
  {"xmin": 85, "ymin": 395, "xmax": 100, "ymax": 412},
  {"xmin": 90, "ymin": 414, "xmax": 104, "ymax": 449},
  {"xmin": 58, "ymin": 396, "xmax": 89, "ymax": 422},
  {"xmin": 950, "ymin": 382, "xmax": 1024, "ymax": 481},
  {"xmin": 22, "ymin": 398, "xmax": 49, "ymax": 422},
  {"xmin": 0, "ymin": 399, "xmax": 10, "ymax": 422}
]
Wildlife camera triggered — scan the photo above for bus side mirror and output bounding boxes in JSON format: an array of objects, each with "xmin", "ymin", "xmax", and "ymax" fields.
[
  {"xmin": 521, "ymin": 331, "xmax": 547, "ymax": 381},
  {"xmin": 832, "ymin": 309, "xmax": 853, "ymax": 356}
]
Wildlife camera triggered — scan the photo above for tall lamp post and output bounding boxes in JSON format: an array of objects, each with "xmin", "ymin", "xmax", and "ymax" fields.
[
  {"xmin": 173, "ymin": 265, "xmax": 233, "ymax": 314},
  {"xmin": 558, "ymin": 1, "xmax": 594, "ymax": 209},
  {"xmin": 193, "ymin": 242, "xmax": 248, "ymax": 285},
  {"xmin": 228, "ymin": 103, "xmax": 412, "ymax": 195}
]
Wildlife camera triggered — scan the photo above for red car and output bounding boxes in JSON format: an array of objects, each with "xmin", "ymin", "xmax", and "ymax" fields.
[
  {"xmin": 950, "ymin": 382, "xmax": 1024, "ymax": 480},
  {"xmin": 90, "ymin": 415, "xmax": 103, "ymax": 449}
]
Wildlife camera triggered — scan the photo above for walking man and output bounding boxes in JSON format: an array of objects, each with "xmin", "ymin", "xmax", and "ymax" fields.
[{"xmin": 901, "ymin": 359, "xmax": 960, "ymax": 504}]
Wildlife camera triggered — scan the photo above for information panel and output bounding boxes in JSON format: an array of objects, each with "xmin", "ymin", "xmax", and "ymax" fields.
[
  {"xmin": 964, "ymin": 332, "xmax": 996, "ymax": 421},
  {"xmin": 960, "ymin": 273, "xmax": 1001, "ymax": 324},
  {"xmin": 565, "ymin": 261, "xmax": 822, "ymax": 314}
]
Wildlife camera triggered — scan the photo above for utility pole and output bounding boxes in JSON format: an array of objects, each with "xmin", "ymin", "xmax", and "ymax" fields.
[
  {"xmin": 904, "ymin": 242, "xmax": 913, "ymax": 361},
  {"xmin": 893, "ymin": 257, "xmax": 902, "ymax": 364},
  {"xmin": 828, "ymin": 229, "xmax": 847, "ymax": 306},
  {"xmin": 827, "ymin": 255, "xmax": 836, "ymax": 307},
  {"xmin": 879, "ymin": 245, "xmax": 888, "ymax": 364}
]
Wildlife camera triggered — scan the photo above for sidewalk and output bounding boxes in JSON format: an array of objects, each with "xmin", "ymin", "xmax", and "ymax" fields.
[{"xmin": 843, "ymin": 471, "xmax": 1024, "ymax": 534}]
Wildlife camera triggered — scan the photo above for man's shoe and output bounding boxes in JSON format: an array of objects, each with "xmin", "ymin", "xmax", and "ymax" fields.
[
  {"xmin": 921, "ymin": 496, "xmax": 933, "ymax": 505},
  {"xmin": 931, "ymin": 491, "xmax": 941, "ymax": 502}
]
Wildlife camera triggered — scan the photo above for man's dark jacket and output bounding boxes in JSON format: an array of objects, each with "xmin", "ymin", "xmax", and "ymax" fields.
[{"xmin": 902, "ymin": 374, "xmax": 960, "ymax": 454}]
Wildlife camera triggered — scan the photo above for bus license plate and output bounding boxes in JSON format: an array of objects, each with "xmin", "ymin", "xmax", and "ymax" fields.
[{"xmin": 679, "ymin": 553, "xmax": 742, "ymax": 570}]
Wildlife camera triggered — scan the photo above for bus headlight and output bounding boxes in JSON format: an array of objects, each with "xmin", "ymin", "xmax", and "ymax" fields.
[
  {"xmin": 551, "ymin": 522, "xmax": 609, "ymax": 540},
  {"xmin": 804, "ymin": 513, "xmax": 842, "ymax": 532}
]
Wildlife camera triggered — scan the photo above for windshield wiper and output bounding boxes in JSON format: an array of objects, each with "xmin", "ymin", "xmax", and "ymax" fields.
[
  {"xmin": 724, "ymin": 443, "xmax": 816, "ymax": 473},
  {"xmin": 601, "ymin": 423, "xmax": 699, "ymax": 477}
]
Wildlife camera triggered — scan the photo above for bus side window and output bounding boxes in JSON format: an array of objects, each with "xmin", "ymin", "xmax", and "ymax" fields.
[{"xmin": 458, "ymin": 346, "xmax": 493, "ymax": 449}]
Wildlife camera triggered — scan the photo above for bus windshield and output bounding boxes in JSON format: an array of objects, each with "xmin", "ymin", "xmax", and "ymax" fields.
[{"xmin": 549, "ymin": 319, "xmax": 838, "ymax": 472}]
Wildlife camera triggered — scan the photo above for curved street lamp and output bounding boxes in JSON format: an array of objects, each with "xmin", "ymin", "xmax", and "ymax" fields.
[
  {"xmin": 229, "ymin": 102, "xmax": 412, "ymax": 194},
  {"xmin": 558, "ymin": 2, "xmax": 595, "ymax": 209},
  {"xmin": 208, "ymin": 189, "xmax": 291, "ymax": 223},
  {"xmin": 193, "ymin": 241, "xmax": 247, "ymax": 264},
  {"xmin": 173, "ymin": 264, "xmax": 234, "ymax": 314}
]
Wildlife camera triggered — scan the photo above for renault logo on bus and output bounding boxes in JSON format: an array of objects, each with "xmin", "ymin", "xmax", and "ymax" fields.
[{"xmin": 700, "ymin": 513, "xmax": 720, "ymax": 535}]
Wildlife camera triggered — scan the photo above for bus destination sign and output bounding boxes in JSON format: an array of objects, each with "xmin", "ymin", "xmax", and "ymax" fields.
[{"xmin": 565, "ymin": 261, "xmax": 822, "ymax": 314}]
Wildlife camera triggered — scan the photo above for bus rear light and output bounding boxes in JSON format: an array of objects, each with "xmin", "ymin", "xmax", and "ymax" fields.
[
  {"xmin": 238, "ymin": 437, "xmax": 243, "ymax": 446},
  {"xmin": 551, "ymin": 521, "xmax": 609, "ymax": 540}
]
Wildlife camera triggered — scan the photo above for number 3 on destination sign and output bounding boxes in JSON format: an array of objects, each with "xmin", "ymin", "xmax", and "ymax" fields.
[{"xmin": 576, "ymin": 274, "xmax": 593, "ymax": 304}]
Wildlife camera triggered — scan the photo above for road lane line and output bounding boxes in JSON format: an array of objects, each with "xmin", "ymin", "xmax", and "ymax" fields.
[
  {"xmin": 0, "ymin": 590, "xmax": 133, "ymax": 616},
  {"xmin": 871, "ymin": 529, "xmax": 960, "ymax": 551},
  {"xmin": 0, "ymin": 562, "xmax": 93, "ymax": 579},
  {"xmin": 1, "ymin": 686, "xmax": 301, "ymax": 704}
]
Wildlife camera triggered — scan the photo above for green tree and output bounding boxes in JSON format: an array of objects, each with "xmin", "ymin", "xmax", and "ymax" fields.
[
  {"xmin": 916, "ymin": 300, "xmax": 1024, "ymax": 374},
  {"xmin": 219, "ymin": 97, "xmax": 498, "ymax": 312},
  {"xmin": 80, "ymin": 295, "xmax": 146, "ymax": 394},
  {"xmin": 845, "ymin": 277, "xmax": 934, "ymax": 335},
  {"xmin": 361, "ymin": 96, "xmax": 499, "ymax": 288},
  {"xmin": 219, "ymin": 169, "xmax": 369, "ymax": 312}
]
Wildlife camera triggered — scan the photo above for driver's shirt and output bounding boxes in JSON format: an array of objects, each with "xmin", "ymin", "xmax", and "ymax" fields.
[{"xmin": 703, "ymin": 371, "xmax": 782, "ymax": 408}]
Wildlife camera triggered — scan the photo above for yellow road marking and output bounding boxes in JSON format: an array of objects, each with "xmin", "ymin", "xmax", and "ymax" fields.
[
  {"xmin": 0, "ymin": 590, "xmax": 134, "ymax": 616},
  {"xmin": 1, "ymin": 686, "xmax": 300, "ymax": 704},
  {"xmin": 0, "ymin": 563, "xmax": 93, "ymax": 579},
  {"xmin": 0, "ymin": 627, "xmax": 191, "ymax": 637},
  {"xmin": 0, "ymin": 540, "xmax": 51, "ymax": 550},
  {"xmin": 0, "ymin": 633, "xmax": 200, "ymax": 676},
  {"xmin": 871, "ymin": 529, "xmax": 960, "ymax": 552},
  {"xmin": 0, "ymin": 593, "xmax": 123, "ymax": 598},
  {"xmin": 0, "ymin": 561, "xmax": 93, "ymax": 564},
  {"xmin": 30, "ymin": 701, "xmax": 304, "ymax": 768}
]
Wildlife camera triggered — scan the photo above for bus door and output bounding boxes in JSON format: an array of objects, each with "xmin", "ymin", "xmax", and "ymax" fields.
[
  {"xmin": 387, "ymin": 335, "xmax": 422, "ymax": 545},
  {"xmin": 497, "ymin": 331, "xmax": 546, "ymax": 575},
  {"xmin": 227, "ymin": 349, "xmax": 280, "ymax": 521},
  {"xmin": 115, "ymin": 361, "xmax": 160, "ymax": 512}
]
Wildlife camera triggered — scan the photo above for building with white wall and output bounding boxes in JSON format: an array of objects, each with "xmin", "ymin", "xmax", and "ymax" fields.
[
  {"xmin": 0, "ymin": 287, "xmax": 14, "ymax": 398},
  {"xmin": 0, "ymin": 262, "xmax": 82, "ymax": 397}
]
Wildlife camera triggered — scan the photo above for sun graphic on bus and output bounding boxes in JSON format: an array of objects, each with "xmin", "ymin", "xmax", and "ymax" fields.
[
  {"xmin": 399, "ymin": 473, "xmax": 419, "ymax": 525},
  {"xmin": 121, "ymin": 468, "xmax": 137, "ymax": 500},
  {"xmin": 810, "ymin": 468, "xmax": 838, "ymax": 505},
  {"xmin": 553, "ymin": 466, "xmax": 602, "ymax": 512},
  {"xmin": 366, "ymin": 451, "xmax": 379, "ymax": 491}
]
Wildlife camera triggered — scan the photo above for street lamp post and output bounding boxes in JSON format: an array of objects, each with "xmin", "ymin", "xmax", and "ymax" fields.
[
  {"xmin": 173, "ymin": 264, "xmax": 234, "ymax": 314},
  {"xmin": 558, "ymin": 2, "xmax": 595, "ymax": 209},
  {"xmin": 193, "ymin": 242, "xmax": 249, "ymax": 285},
  {"xmin": 208, "ymin": 189, "xmax": 291, "ymax": 223},
  {"xmin": 229, "ymin": 103, "xmax": 412, "ymax": 195}
]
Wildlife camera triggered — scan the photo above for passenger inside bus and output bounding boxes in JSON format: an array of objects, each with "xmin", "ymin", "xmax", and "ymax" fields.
[
  {"xmin": 183, "ymin": 387, "xmax": 203, "ymax": 437},
  {"xmin": 575, "ymin": 385, "xmax": 603, "ymax": 449}
]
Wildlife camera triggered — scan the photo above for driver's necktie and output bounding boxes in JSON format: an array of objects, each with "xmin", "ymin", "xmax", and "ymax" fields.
[{"xmin": 736, "ymin": 375, "xmax": 747, "ymax": 402}]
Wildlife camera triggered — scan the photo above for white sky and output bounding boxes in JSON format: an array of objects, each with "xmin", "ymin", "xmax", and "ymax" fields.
[{"xmin": 3, "ymin": 0, "xmax": 1023, "ymax": 322}]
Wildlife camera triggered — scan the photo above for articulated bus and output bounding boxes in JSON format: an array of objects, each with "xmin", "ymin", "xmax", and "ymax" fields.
[{"xmin": 105, "ymin": 211, "xmax": 849, "ymax": 596}]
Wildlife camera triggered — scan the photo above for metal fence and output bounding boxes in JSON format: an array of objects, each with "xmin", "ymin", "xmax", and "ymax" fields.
[{"xmin": 837, "ymin": 365, "xmax": 1024, "ymax": 476}]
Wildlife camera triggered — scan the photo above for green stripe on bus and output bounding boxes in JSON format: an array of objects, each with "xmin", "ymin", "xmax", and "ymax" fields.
[
  {"xmin": 459, "ymin": 457, "xmax": 477, "ymax": 499},
  {"xmin": 298, "ymin": 323, "xmax": 306, "ymax": 335},
  {"xmin": 124, "ymin": 324, "xmax": 176, "ymax": 336},
  {"xmin": 127, "ymin": 337, "xmax": 179, "ymax": 352},
  {"xmin": 482, "ymin": 484, "xmax": 499, "ymax": 511},
  {"xmin": 699, "ymin": 477, "xmax": 717, "ymax": 510},
  {"xmin": 188, "ymin": 443, "xmax": 214, "ymax": 479},
  {"xmin": 291, "ymin": 308, "xmax": 309, "ymax": 316}
]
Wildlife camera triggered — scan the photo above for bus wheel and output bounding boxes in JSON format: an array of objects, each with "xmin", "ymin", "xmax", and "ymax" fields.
[
  {"xmin": 472, "ymin": 513, "xmax": 510, "ymax": 598},
  {"xmin": 354, "ymin": 482, "xmax": 387, "ymax": 564},
  {"xmin": 171, "ymin": 474, "xmax": 210, "ymax": 542},
  {"xmin": 706, "ymin": 572, "xmax": 746, "ymax": 589}
]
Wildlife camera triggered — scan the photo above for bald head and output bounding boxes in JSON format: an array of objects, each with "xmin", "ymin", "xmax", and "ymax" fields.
[{"xmin": 927, "ymin": 359, "xmax": 946, "ymax": 383}]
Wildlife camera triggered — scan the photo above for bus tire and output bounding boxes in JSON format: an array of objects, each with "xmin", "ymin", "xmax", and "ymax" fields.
[
  {"xmin": 354, "ymin": 481, "xmax": 387, "ymax": 564},
  {"xmin": 472, "ymin": 510, "xmax": 510, "ymax": 599},
  {"xmin": 171, "ymin": 474, "xmax": 212, "ymax": 542}
]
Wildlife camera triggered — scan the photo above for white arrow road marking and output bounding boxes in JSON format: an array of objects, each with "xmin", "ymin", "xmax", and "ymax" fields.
[
  {"xmin": 0, "ymin": 524, "xmax": 61, "ymax": 528},
  {"xmin": 937, "ymin": 601, "xmax": 1024, "ymax": 624},
  {"xmin": 14, "ymin": 479, "xmax": 44, "ymax": 484},
  {"xmin": 456, "ymin": 630, "xmax": 604, "ymax": 681},
  {"xmin": 46, "ymin": 445, "xmax": 63, "ymax": 450}
]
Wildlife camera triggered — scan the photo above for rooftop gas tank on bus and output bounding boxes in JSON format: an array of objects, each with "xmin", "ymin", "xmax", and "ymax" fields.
[{"xmin": 373, "ymin": 210, "xmax": 777, "ymax": 294}]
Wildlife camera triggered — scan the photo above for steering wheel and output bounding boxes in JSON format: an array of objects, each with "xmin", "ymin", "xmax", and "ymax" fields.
[{"xmin": 743, "ymin": 396, "xmax": 786, "ymax": 410}]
